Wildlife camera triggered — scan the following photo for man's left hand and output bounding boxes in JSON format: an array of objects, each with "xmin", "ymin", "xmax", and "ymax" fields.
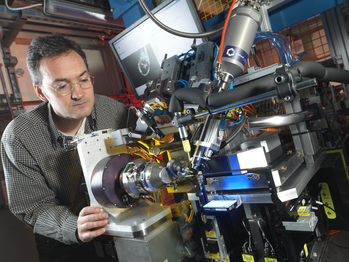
[{"xmin": 154, "ymin": 115, "xmax": 172, "ymax": 124}]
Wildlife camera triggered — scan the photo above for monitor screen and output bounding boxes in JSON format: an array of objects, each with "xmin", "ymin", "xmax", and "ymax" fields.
[{"xmin": 109, "ymin": 0, "xmax": 207, "ymax": 99}]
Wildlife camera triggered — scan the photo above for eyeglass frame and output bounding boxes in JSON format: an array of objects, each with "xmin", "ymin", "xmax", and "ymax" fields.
[{"xmin": 41, "ymin": 75, "xmax": 95, "ymax": 97}]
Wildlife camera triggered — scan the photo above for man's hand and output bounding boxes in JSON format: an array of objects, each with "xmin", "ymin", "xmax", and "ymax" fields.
[
  {"xmin": 154, "ymin": 115, "xmax": 172, "ymax": 124},
  {"xmin": 77, "ymin": 206, "xmax": 108, "ymax": 243}
]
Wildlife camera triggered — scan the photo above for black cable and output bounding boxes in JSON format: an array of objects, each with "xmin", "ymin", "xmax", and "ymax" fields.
[
  {"xmin": 220, "ymin": 111, "xmax": 247, "ymax": 149},
  {"xmin": 252, "ymin": 53, "xmax": 261, "ymax": 67},
  {"xmin": 322, "ymin": 203, "xmax": 349, "ymax": 230},
  {"xmin": 251, "ymin": 46, "xmax": 261, "ymax": 67},
  {"xmin": 138, "ymin": 0, "xmax": 224, "ymax": 39},
  {"xmin": 326, "ymin": 239, "xmax": 349, "ymax": 249},
  {"xmin": 126, "ymin": 106, "xmax": 136, "ymax": 129},
  {"xmin": 307, "ymin": 195, "xmax": 349, "ymax": 249},
  {"xmin": 190, "ymin": 123, "xmax": 203, "ymax": 143},
  {"xmin": 289, "ymin": 128, "xmax": 328, "ymax": 136}
]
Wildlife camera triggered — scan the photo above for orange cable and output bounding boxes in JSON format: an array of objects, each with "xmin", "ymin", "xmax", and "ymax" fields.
[
  {"xmin": 217, "ymin": 0, "xmax": 237, "ymax": 63},
  {"xmin": 259, "ymin": 128, "xmax": 280, "ymax": 132}
]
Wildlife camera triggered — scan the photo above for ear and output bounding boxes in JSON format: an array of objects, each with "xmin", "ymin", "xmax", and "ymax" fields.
[{"xmin": 34, "ymin": 84, "xmax": 48, "ymax": 102}]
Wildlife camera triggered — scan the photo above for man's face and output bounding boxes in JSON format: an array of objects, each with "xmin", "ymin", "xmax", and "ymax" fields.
[{"xmin": 34, "ymin": 51, "xmax": 94, "ymax": 121}]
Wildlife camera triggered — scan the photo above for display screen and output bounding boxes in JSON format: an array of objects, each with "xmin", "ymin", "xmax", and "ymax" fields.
[{"xmin": 109, "ymin": 0, "xmax": 206, "ymax": 99}]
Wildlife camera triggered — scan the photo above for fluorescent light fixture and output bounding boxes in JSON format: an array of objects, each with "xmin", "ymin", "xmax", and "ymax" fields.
[{"xmin": 44, "ymin": 0, "xmax": 124, "ymax": 28}]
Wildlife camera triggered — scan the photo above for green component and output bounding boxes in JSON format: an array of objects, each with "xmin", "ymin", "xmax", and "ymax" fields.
[{"xmin": 319, "ymin": 182, "xmax": 336, "ymax": 219}]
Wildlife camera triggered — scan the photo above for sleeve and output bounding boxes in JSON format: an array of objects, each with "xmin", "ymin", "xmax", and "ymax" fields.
[
  {"xmin": 97, "ymin": 95, "xmax": 138, "ymax": 130},
  {"xmin": 1, "ymin": 130, "xmax": 79, "ymax": 244}
]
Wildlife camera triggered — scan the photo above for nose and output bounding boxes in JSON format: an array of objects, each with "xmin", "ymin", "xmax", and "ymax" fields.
[{"xmin": 71, "ymin": 82, "xmax": 85, "ymax": 100}]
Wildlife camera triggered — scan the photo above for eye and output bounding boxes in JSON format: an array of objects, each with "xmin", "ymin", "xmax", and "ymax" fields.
[
  {"xmin": 80, "ymin": 78, "xmax": 89, "ymax": 83},
  {"xmin": 53, "ymin": 82, "xmax": 68, "ymax": 90}
]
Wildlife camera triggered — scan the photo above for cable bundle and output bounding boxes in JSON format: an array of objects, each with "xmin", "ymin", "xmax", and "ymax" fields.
[{"xmin": 253, "ymin": 31, "xmax": 305, "ymax": 65}]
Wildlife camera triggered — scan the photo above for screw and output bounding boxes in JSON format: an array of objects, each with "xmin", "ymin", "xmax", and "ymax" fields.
[
  {"xmin": 110, "ymin": 8, "xmax": 115, "ymax": 13},
  {"xmin": 281, "ymin": 166, "xmax": 287, "ymax": 172},
  {"xmin": 284, "ymin": 96, "xmax": 291, "ymax": 102}
]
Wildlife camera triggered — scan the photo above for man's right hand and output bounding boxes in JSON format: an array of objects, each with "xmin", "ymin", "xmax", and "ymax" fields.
[{"xmin": 77, "ymin": 206, "xmax": 108, "ymax": 243}]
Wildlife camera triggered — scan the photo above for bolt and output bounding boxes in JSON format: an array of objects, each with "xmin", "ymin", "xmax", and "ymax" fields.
[
  {"xmin": 281, "ymin": 166, "xmax": 287, "ymax": 173},
  {"xmin": 110, "ymin": 8, "xmax": 115, "ymax": 13},
  {"xmin": 327, "ymin": 211, "xmax": 332, "ymax": 215},
  {"xmin": 284, "ymin": 96, "xmax": 291, "ymax": 102},
  {"xmin": 297, "ymin": 151, "xmax": 303, "ymax": 157}
]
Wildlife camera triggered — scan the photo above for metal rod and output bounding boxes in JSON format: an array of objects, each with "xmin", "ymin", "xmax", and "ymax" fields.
[
  {"xmin": 0, "ymin": 63, "xmax": 14, "ymax": 119},
  {"xmin": 195, "ymin": 90, "xmax": 276, "ymax": 119},
  {"xmin": 247, "ymin": 110, "xmax": 315, "ymax": 129}
]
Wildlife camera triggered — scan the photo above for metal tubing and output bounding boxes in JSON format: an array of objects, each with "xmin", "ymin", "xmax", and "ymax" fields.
[
  {"xmin": 0, "ymin": 64, "xmax": 14, "ymax": 119},
  {"xmin": 247, "ymin": 110, "xmax": 315, "ymax": 129}
]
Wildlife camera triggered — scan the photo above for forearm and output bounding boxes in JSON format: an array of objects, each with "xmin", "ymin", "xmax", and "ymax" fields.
[{"xmin": 2, "ymin": 142, "xmax": 80, "ymax": 244}]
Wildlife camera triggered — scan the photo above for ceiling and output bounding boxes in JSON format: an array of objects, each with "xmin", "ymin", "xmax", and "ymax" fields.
[{"xmin": 0, "ymin": 0, "xmax": 126, "ymax": 48}]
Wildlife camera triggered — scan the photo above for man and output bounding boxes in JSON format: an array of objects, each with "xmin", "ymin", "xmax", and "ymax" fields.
[{"xmin": 1, "ymin": 32, "xmax": 170, "ymax": 261}]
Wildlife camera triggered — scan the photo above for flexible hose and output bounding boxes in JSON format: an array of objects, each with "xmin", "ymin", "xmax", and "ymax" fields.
[
  {"xmin": 138, "ymin": 0, "xmax": 224, "ymax": 38},
  {"xmin": 169, "ymin": 88, "xmax": 208, "ymax": 113},
  {"xmin": 291, "ymin": 61, "xmax": 349, "ymax": 84}
]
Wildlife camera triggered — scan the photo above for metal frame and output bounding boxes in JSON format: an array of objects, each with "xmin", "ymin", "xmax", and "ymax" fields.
[{"xmin": 321, "ymin": 5, "xmax": 349, "ymax": 103}]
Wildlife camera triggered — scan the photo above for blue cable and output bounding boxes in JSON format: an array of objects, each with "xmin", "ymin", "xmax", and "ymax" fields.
[
  {"xmin": 181, "ymin": 79, "xmax": 191, "ymax": 86},
  {"xmin": 221, "ymin": 111, "xmax": 228, "ymax": 129},
  {"xmin": 253, "ymin": 32, "xmax": 305, "ymax": 65},
  {"xmin": 212, "ymin": 43, "xmax": 219, "ymax": 83},
  {"xmin": 176, "ymin": 80, "xmax": 189, "ymax": 88},
  {"xmin": 229, "ymin": 79, "xmax": 234, "ymax": 90}
]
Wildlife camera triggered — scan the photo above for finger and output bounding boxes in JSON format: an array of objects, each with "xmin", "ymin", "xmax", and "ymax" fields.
[
  {"xmin": 78, "ymin": 212, "xmax": 108, "ymax": 225},
  {"xmin": 79, "ymin": 219, "xmax": 108, "ymax": 232},
  {"xmin": 79, "ymin": 227, "xmax": 107, "ymax": 243},
  {"xmin": 79, "ymin": 206, "xmax": 104, "ymax": 217},
  {"xmin": 162, "ymin": 115, "xmax": 172, "ymax": 123},
  {"xmin": 154, "ymin": 116, "xmax": 163, "ymax": 124}
]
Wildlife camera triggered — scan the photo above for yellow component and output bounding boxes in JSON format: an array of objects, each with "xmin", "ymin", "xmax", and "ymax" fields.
[
  {"xmin": 207, "ymin": 253, "xmax": 220, "ymax": 259},
  {"xmin": 182, "ymin": 139, "xmax": 191, "ymax": 153},
  {"xmin": 205, "ymin": 231, "xmax": 216, "ymax": 237},
  {"xmin": 319, "ymin": 182, "xmax": 336, "ymax": 219},
  {"xmin": 137, "ymin": 140, "xmax": 150, "ymax": 150},
  {"xmin": 264, "ymin": 258, "xmax": 278, "ymax": 262},
  {"xmin": 242, "ymin": 254, "xmax": 255, "ymax": 262},
  {"xmin": 148, "ymin": 100, "xmax": 168, "ymax": 110},
  {"xmin": 304, "ymin": 244, "xmax": 309, "ymax": 257},
  {"xmin": 153, "ymin": 133, "xmax": 174, "ymax": 146},
  {"xmin": 297, "ymin": 206, "xmax": 310, "ymax": 217},
  {"xmin": 222, "ymin": 256, "xmax": 230, "ymax": 262}
]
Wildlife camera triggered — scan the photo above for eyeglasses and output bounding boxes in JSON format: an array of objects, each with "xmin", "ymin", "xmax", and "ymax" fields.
[{"xmin": 42, "ymin": 75, "xmax": 95, "ymax": 96}]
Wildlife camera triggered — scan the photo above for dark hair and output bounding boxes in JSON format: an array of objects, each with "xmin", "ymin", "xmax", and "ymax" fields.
[{"xmin": 26, "ymin": 32, "xmax": 89, "ymax": 85}]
